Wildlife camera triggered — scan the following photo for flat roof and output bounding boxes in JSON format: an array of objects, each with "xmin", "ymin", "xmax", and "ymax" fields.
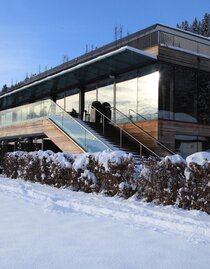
[
  {"xmin": 2, "ymin": 23, "xmax": 209, "ymax": 97},
  {"xmin": 0, "ymin": 46, "xmax": 157, "ymax": 110}
]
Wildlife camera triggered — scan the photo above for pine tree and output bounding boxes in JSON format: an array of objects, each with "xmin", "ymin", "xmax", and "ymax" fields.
[
  {"xmin": 191, "ymin": 18, "xmax": 199, "ymax": 34},
  {"xmin": 1, "ymin": 84, "xmax": 8, "ymax": 93},
  {"xmin": 201, "ymin": 13, "xmax": 210, "ymax": 37},
  {"xmin": 177, "ymin": 13, "xmax": 210, "ymax": 37},
  {"xmin": 181, "ymin": 20, "xmax": 190, "ymax": 31}
]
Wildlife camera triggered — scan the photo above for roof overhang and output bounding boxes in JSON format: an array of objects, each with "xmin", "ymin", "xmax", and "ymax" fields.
[{"xmin": 0, "ymin": 46, "xmax": 157, "ymax": 110}]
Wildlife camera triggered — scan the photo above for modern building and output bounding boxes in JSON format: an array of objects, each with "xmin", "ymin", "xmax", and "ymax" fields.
[{"xmin": 0, "ymin": 24, "xmax": 210, "ymax": 158}]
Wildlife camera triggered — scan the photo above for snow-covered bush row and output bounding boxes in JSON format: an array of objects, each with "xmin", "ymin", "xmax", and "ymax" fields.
[
  {"xmin": 137, "ymin": 153, "xmax": 210, "ymax": 214},
  {"xmin": 3, "ymin": 150, "xmax": 135, "ymax": 197},
  {"xmin": 3, "ymin": 150, "xmax": 210, "ymax": 214}
]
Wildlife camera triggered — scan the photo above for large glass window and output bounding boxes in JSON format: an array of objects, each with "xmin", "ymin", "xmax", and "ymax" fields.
[
  {"xmin": 174, "ymin": 67, "xmax": 197, "ymax": 122},
  {"xmin": 57, "ymin": 93, "xmax": 79, "ymax": 113},
  {"xmin": 84, "ymin": 69, "xmax": 159, "ymax": 122},
  {"xmin": 116, "ymin": 78, "xmax": 137, "ymax": 115},
  {"xmin": 197, "ymin": 71, "xmax": 210, "ymax": 124},
  {"xmin": 85, "ymin": 89, "xmax": 97, "ymax": 113},
  {"xmin": 158, "ymin": 64, "xmax": 174, "ymax": 120},
  {"xmin": 137, "ymin": 72, "xmax": 159, "ymax": 119},
  {"xmin": 97, "ymin": 84, "xmax": 113, "ymax": 107}
]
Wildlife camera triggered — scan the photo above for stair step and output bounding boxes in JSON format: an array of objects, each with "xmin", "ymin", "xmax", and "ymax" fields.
[{"xmin": 84, "ymin": 121, "xmax": 146, "ymax": 158}]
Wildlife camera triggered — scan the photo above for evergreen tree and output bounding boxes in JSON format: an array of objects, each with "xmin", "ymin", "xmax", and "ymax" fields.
[
  {"xmin": 1, "ymin": 84, "xmax": 8, "ymax": 93},
  {"xmin": 181, "ymin": 20, "xmax": 190, "ymax": 31},
  {"xmin": 201, "ymin": 13, "xmax": 210, "ymax": 37},
  {"xmin": 191, "ymin": 18, "xmax": 200, "ymax": 34},
  {"xmin": 177, "ymin": 13, "xmax": 210, "ymax": 37},
  {"xmin": 198, "ymin": 21, "xmax": 202, "ymax": 35}
]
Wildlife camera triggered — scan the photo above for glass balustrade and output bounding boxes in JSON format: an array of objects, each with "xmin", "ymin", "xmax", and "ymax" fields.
[
  {"xmin": 0, "ymin": 99, "xmax": 110, "ymax": 153},
  {"xmin": 127, "ymin": 109, "xmax": 158, "ymax": 123}
]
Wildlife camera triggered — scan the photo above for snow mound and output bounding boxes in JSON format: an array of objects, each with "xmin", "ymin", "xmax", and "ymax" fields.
[
  {"xmin": 186, "ymin": 152, "xmax": 210, "ymax": 166},
  {"xmin": 94, "ymin": 150, "xmax": 131, "ymax": 171},
  {"xmin": 164, "ymin": 154, "xmax": 186, "ymax": 164}
]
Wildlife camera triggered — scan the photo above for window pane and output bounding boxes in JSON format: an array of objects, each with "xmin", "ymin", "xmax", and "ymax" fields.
[
  {"xmin": 116, "ymin": 78, "xmax": 137, "ymax": 116},
  {"xmin": 85, "ymin": 90, "xmax": 96, "ymax": 112},
  {"xmin": 137, "ymin": 71, "xmax": 159, "ymax": 119},
  {"xmin": 98, "ymin": 84, "xmax": 113, "ymax": 107},
  {"xmin": 174, "ymin": 67, "xmax": 197, "ymax": 122}
]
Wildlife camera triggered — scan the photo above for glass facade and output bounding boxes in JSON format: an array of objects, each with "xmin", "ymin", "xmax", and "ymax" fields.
[
  {"xmin": 82, "ymin": 67, "xmax": 159, "ymax": 122},
  {"xmin": 98, "ymin": 84, "xmax": 113, "ymax": 108},
  {"xmin": 137, "ymin": 72, "xmax": 159, "ymax": 118},
  {"xmin": 159, "ymin": 63, "xmax": 210, "ymax": 124},
  {"xmin": 197, "ymin": 71, "xmax": 210, "ymax": 124},
  {"xmin": 116, "ymin": 78, "xmax": 137, "ymax": 115},
  {"xmin": 159, "ymin": 63, "xmax": 210, "ymax": 154},
  {"xmin": 57, "ymin": 93, "xmax": 79, "ymax": 114},
  {"xmin": 115, "ymin": 72, "xmax": 159, "ymax": 121},
  {"xmin": 173, "ymin": 67, "xmax": 197, "ymax": 122},
  {"xmin": 85, "ymin": 89, "xmax": 97, "ymax": 112}
]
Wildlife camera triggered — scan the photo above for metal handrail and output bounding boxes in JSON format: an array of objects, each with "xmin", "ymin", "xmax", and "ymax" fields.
[
  {"xmin": 111, "ymin": 107, "xmax": 175, "ymax": 155},
  {"xmin": 41, "ymin": 102, "xmax": 114, "ymax": 152},
  {"xmin": 90, "ymin": 105, "xmax": 160, "ymax": 159},
  {"xmin": 128, "ymin": 109, "xmax": 147, "ymax": 121}
]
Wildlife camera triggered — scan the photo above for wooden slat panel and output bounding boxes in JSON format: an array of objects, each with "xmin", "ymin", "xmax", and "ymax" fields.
[
  {"xmin": 117, "ymin": 120, "xmax": 169, "ymax": 155},
  {"xmin": 43, "ymin": 119, "xmax": 84, "ymax": 154},
  {"xmin": 158, "ymin": 46, "xmax": 210, "ymax": 72},
  {"xmin": 158, "ymin": 120, "xmax": 210, "ymax": 151}
]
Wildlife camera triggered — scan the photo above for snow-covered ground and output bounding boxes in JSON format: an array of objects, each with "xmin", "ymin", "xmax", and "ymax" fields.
[{"xmin": 1, "ymin": 176, "xmax": 210, "ymax": 269}]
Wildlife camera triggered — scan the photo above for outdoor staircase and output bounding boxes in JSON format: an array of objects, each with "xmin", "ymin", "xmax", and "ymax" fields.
[
  {"xmin": 84, "ymin": 121, "xmax": 148, "ymax": 162},
  {"xmin": 85, "ymin": 106, "xmax": 175, "ymax": 160}
]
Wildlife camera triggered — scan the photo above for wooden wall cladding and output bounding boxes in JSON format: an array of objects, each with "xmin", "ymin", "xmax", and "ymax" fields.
[
  {"xmin": 0, "ymin": 119, "xmax": 84, "ymax": 154},
  {"xmin": 158, "ymin": 46, "xmax": 210, "ymax": 72},
  {"xmin": 117, "ymin": 120, "xmax": 163, "ymax": 154},
  {"xmin": 158, "ymin": 120, "xmax": 210, "ymax": 151},
  {"xmin": 43, "ymin": 119, "xmax": 84, "ymax": 154}
]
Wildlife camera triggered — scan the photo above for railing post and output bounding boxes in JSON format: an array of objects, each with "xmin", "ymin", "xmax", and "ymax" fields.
[
  {"xmin": 140, "ymin": 144, "xmax": 142, "ymax": 157},
  {"xmin": 102, "ymin": 115, "xmax": 105, "ymax": 135},
  {"xmin": 120, "ymin": 129, "xmax": 122, "ymax": 148}
]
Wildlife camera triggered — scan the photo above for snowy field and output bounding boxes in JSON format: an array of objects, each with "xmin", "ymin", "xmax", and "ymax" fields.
[{"xmin": 1, "ymin": 176, "xmax": 210, "ymax": 269}]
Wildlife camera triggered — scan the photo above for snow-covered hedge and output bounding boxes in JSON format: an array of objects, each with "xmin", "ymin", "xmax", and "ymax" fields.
[
  {"xmin": 3, "ymin": 150, "xmax": 135, "ymax": 197},
  {"xmin": 136, "ymin": 153, "xmax": 210, "ymax": 214},
  {"xmin": 3, "ymin": 150, "xmax": 210, "ymax": 214}
]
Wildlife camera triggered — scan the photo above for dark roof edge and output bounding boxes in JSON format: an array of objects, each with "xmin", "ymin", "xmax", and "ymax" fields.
[{"xmin": 156, "ymin": 23, "xmax": 210, "ymax": 42}]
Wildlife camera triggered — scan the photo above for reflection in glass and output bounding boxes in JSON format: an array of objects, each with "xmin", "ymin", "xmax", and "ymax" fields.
[
  {"xmin": 98, "ymin": 84, "xmax": 113, "ymax": 107},
  {"xmin": 137, "ymin": 71, "xmax": 159, "ymax": 119},
  {"xmin": 57, "ymin": 94, "xmax": 79, "ymax": 113},
  {"xmin": 85, "ymin": 90, "xmax": 96, "ymax": 112},
  {"xmin": 174, "ymin": 67, "xmax": 197, "ymax": 123},
  {"xmin": 115, "ymin": 71, "xmax": 159, "ymax": 121},
  {"xmin": 116, "ymin": 78, "xmax": 137, "ymax": 118},
  {"xmin": 158, "ymin": 64, "xmax": 174, "ymax": 120},
  {"xmin": 197, "ymin": 71, "xmax": 210, "ymax": 124}
]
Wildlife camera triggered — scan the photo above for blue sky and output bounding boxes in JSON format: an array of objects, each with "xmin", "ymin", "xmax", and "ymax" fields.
[{"xmin": 0, "ymin": 0, "xmax": 209, "ymax": 88}]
